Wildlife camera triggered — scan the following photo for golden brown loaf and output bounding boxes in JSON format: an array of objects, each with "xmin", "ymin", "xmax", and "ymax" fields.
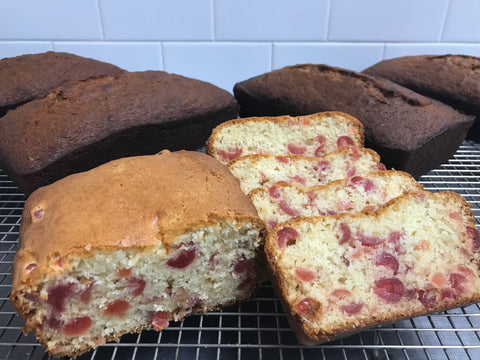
[{"xmin": 11, "ymin": 150, "xmax": 265, "ymax": 357}]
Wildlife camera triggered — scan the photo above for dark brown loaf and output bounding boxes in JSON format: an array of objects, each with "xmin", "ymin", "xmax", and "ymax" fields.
[
  {"xmin": 0, "ymin": 51, "xmax": 124, "ymax": 116},
  {"xmin": 363, "ymin": 54, "xmax": 480, "ymax": 141},
  {"xmin": 233, "ymin": 64, "xmax": 474, "ymax": 178},
  {"xmin": 0, "ymin": 71, "xmax": 239, "ymax": 194}
]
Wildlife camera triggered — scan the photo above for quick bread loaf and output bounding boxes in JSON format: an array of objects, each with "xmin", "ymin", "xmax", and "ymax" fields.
[
  {"xmin": 265, "ymin": 191, "xmax": 480, "ymax": 345},
  {"xmin": 250, "ymin": 170, "xmax": 423, "ymax": 230},
  {"xmin": 363, "ymin": 54, "xmax": 480, "ymax": 142},
  {"xmin": 233, "ymin": 64, "xmax": 475, "ymax": 178},
  {"xmin": 207, "ymin": 112, "xmax": 364, "ymax": 164},
  {"xmin": 0, "ymin": 51, "xmax": 123, "ymax": 116},
  {"xmin": 0, "ymin": 71, "xmax": 238, "ymax": 194},
  {"xmin": 228, "ymin": 147, "xmax": 384, "ymax": 194},
  {"xmin": 11, "ymin": 150, "xmax": 265, "ymax": 357}
]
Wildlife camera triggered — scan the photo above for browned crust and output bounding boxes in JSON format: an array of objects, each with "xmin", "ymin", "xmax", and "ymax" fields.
[
  {"xmin": 11, "ymin": 151, "xmax": 265, "ymax": 300},
  {"xmin": 206, "ymin": 111, "xmax": 365, "ymax": 159},
  {"xmin": 248, "ymin": 169, "xmax": 423, "ymax": 199},
  {"xmin": 227, "ymin": 146, "xmax": 381, "ymax": 168},
  {"xmin": 0, "ymin": 51, "xmax": 124, "ymax": 111},
  {"xmin": 264, "ymin": 190, "xmax": 478, "ymax": 345}
]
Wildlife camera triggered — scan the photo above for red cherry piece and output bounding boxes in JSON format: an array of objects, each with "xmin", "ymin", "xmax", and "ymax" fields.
[
  {"xmin": 306, "ymin": 191, "xmax": 317, "ymax": 204},
  {"xmin": 375, "ymin": 252, "xmax": 399, "ymax": 275},
  {"xmin": 449, "ymin": 273, "xmax": 467, "ymax": 294},
  {"xmin": 337, "ymin": 136, "xmax": 354, "ymax": 148},
  {"xmin": 287, "ymin": 143, "xmax": 307, "ymax": 155},
  {"xmin": 294, "ymin": 298, "xmax": 321, "ymax": 317},
  {"xmin": 330, "ymin": 288, "xmax": 352, "ymax": 299},
  {"xmin": 47, "ymin": 282, "xmax": 76, "ymax": 312},
  {"xmin": 456, "ymin": 265, "xmax": 475, "ymax": 278},
  {"xmin": 466, "ymin": 226, "xmax": 480, "ymax": 251},
  {"xmin": 277, "ymin": 227, "xmax": 300, "ymax": 249},
  {"xmin": 268, "ymin": 186, "xmax": 281, "ymax": 198},
  {"xmin": 315, "ymin": 160, "xmax": 331, "ymax": 173},
  {"xmin": 103, "ymin": 299, "xmax": 130, "ymax": 316},
  {"xmin": 418, "ymin": 289, "xmax": 436, "ymax": 308},
  {"xmin": 340, "ymin": 302, "xmax": 363, "ymax": 315},
  {"xmin": 80, "ymin": 282, "xmax": 94, "ymax": 303},
  {"xmin": 218, "ymin": 147, "xmax": 243, "ymax": 162},
  {"xmin": 440, "ymin": 289, "xmax": 456, "ymax": 300},
  {"xmin": 267, "ymin": 220, "xmax": 278, "ymax": 230},
  {"xmin": 294, "ymin": 267, "xmax": 316, "ymax": 282},
  {"xmin": 233, "ymin": 256, "xmax": 254, "ymax": 274},
  {"xmin": 449, "ymin": 212, "xmax": 461, "ymax": 220},
  {"xmin": 338, "ymin": 223, "xmax": 351, "ymax": 245},
  {"xmin": 46, "ymin": 316, "xmax": 63, "ymax": 330},
  {"xmin": 61, "ymin": 316, "xmax": 92, "ymax": 337},
  {"xmin": 314, "ymin": 135, "xmax": 327, "ymax": 157},
  {"xmin": 290, "ymin": 175, "xmax": 306, "ymax": 186},
  {"xmin": 167, "ymin": 243, "xmax": 196, "ymax": 269},
  {"xmin": 349, "ymin": 147, "xmax": 360, "ymax": 161},
  {"xmin": 237, "ymin": 276, "xmax": 255, "ymax": 290},
  {"xmin": 275, "ymin": 156, "xmax": 290, "ymax": 164},
  {"xmin": 116, "ymin": 268, "xmax": 132, "ymax": 278},
  {"xmin": 358, "ymin": 232, "xmax": 384, "ymax": 247},
  {"xmin": 388, "ymin": 231, "xmax": 402, "ymax": 253},
  {"xmin": 346, "ymin": 166, "xmax": 356, "ymax": 178},
  {"xmin": 349, "ymin": 176, "xmax": 374, "ymax": 193},
  {"xmin": 33, "ymin": 209, "xmax": 44, "ymax": 219},
  {"xmin": 128, "ymin": 277, "xmax": 146, "ymax": 297},
  {"xmin": 26, "ymin": 263, "xmax": 37, "ymax": 272},
  {"xmin": 373, "ymin": 277, "xmax": 404, "ymax": 303},
  {"xmin": 152, "ymin": 311, "xmax": 170, "ymax": 331},
  {"xmin": 377, "ymin": 162, "xmax": 387, "ymax": 170},
  {"xmin": 279, "ymin": 200, "xmax": 300, "ymax": 217}
]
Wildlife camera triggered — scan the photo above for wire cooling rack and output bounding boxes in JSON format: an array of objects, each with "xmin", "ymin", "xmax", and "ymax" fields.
[{"xmin": 0, "ymin": 141, "xmax": 479, "ymax": 360}]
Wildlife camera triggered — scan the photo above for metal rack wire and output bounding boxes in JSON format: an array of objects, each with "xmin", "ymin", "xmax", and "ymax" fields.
[{"xmin": 0, "ymin": 141, "xmax": 479, "ymax": 360}]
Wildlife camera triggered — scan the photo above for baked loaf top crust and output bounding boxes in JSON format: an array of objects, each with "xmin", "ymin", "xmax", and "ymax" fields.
[
  {"xmin": 0, "ymin": 71, "xmax": 238, "ymax": 175},
  {"xmin": 363, "ymin": 54, "xmax": 480, "ymax": 111},
  {"xmin": 234, "ymin": 64, "xmax": 474, "ymax": 150},
  {"xmin": 0, "ymin": 51, "xmax": 123, "ymax": 110},
  {"xmin": 13, "ymin": 151, "xmax": 262, "ymax": 292},
  {"xmin": 206, "ymin": 111, "xmax": 364, "ymax": 163}
]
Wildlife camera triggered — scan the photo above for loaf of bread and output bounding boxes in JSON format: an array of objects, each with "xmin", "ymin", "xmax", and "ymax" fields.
[
  {"xmin": 233, "ymin": 64, "xmax": 475, "ymax": 178},
  {"xmin": 250, "ymin": 170, "xmax": 422, "ymax": 230},
  {"xmin": 228, "ymin": 147, "xmax": 384, "ymax": 194},
  {"xmin": 0, "ymin": 51, "xmax": 123, "ymax": 116},
  {"xmin": 265, "ymin": 191, "xmax": 480, "ymax": 345},
  {"xmin": 207, "ymin": 112, "xmax": 364, "ymax": 163},
  {"xmin": 0, "ymin": 71, "xmax": 239, "ymax": 194},
  {"xmin": 363, "ymin": 54, "xmax": 480, "ymax": 142},
  {"xmin": 10, "ymin": 150, "xmax": 265, "ymax": 357}
]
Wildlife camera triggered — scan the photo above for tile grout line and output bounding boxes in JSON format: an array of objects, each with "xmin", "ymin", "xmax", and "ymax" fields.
[
  {"xmin": 439, "ymin": 0, "xmax": 451, "ymax": 42},
  {"xmin": 325, "ymin": 0, "xmax": 333, "ymax": 42},
  {"xmin": 95, "ymin": 0, "xmax": 106, "ymax": 41}
]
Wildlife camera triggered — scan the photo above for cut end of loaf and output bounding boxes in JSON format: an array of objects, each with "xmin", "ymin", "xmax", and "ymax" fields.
[
  {"xmin": 13, "ymin": 220, "xmax": 263, "ymax": 357},
  {"xmin": 266, "ymin": 191, "xmax": 480, "ymax": 345}
]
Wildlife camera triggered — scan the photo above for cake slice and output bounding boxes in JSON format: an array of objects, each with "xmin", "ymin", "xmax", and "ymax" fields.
[
  {"xmin": 250, "ymin": 170, "xmax": 423, "ymax": 230},
  {"xmin": 228, "ymin": 147, "xmax": 384, "ymax": 194},
  {"xmin": 10, "ymin": 150, "xmax": 265, "ymax": 357},
  {"xmin": 206, "ymin": 111, "xmax": 364, "ymax": 163},
  {"xmin": 265, "ymin": 191, "xmax": 480, "ymax": 345}
]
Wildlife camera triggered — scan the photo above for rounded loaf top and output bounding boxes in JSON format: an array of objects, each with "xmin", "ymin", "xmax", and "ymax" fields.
[
  {"xmin": 0, "ymin": 51, "xmax": 124, "ymax": 109},
  {"xmin": 13, "ymin": 150, "xmax": 263, "ymax": 288},
  {"xmin": 0, "ymin": 70, "xmax": 239, "ymax": 175}
]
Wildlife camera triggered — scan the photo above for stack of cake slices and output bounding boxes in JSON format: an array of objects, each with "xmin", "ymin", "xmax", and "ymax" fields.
[{"xmin": 206, "ymin": 111, "xmax": 480, "ymax": 346}]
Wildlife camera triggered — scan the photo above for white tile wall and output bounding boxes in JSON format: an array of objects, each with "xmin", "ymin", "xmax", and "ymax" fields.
[
  {"xmin": 1, "ymin": 0, "xmax": 480, "ymax": 92},
  {"xmin": 215, "ymin": 0, "xmax": 329, "ymax": 41}
]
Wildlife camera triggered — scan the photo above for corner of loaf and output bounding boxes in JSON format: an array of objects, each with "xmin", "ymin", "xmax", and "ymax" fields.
[{"xmin": 10, "ymin": 151, "xmax": 266, "ymax": 357}]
